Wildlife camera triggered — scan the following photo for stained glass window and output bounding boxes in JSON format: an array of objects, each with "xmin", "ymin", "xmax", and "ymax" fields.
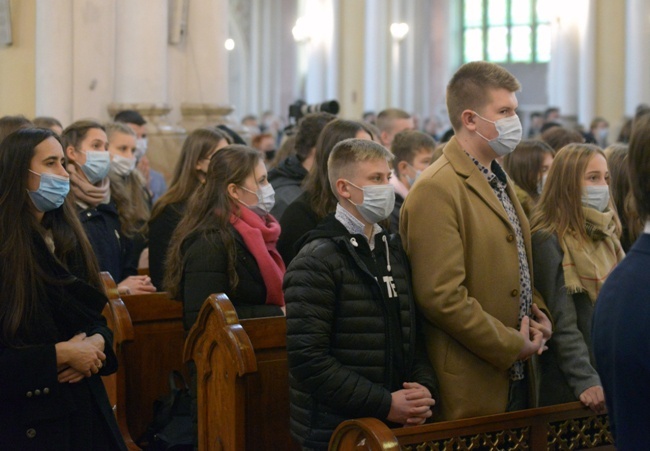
[{"xmin": 462, "ymin": 0, "xmax": 551, "ymax": 64}]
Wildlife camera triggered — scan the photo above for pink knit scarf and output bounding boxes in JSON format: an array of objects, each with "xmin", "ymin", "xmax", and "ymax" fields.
[{"xmin": 230, "ymin": 207, "xmax": 285, "ymax": 307}]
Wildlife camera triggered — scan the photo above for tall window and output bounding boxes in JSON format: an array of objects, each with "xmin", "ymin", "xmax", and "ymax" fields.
[{"xmin": 463, "ymin": 0, "xmax": 551, "ymax": 64}]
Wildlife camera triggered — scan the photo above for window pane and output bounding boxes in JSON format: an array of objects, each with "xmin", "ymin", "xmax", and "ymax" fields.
[
  {"xmin": 464, "ymin": 28, "xmax": 484, "ymax": 62},
  {"xmin": 511, "ymin": 26, "xmax": 532, "ymax": 62},
  {"xmin": 464, "ymin": 0, "xmax": 483, "ymax": 27},
  {"xmin": 536, "ymin": 24, "xmax": 551, "ymax": 62},
  {"xmin": 511, "ymin": 0, "xmax": 531, "ymax": 25},
  {"xmin": 488, "ymin": 0, "xmax": 507, "ymax": 26},
  {"xmin": 536, "ymin": 0, "xmax": 552, "ymax": 24},
  {"xmin": 487, "ymin": 26, "xmax": 508, "ymax": 62}
]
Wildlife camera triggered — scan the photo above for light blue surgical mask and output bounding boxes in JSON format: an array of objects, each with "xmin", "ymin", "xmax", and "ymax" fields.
[
  {"xmin": 582, "ymin": 185, "xmax": 610, "ymax": 212},
  {"xmin": 80, "ymin": 150, "xmax": 110, "ymax": 184},
  {"xmin": 473, "ymin": 112, "xmax": 522, "ymax": 156},
  {"xmin": 28, "ymin": 169, "xmax": 70, "ymax": 212}
]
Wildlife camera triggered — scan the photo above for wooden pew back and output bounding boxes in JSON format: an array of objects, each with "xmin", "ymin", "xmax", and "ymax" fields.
[
  {"xmin": 329, "ymin": 402, "xmax": 615, "ymax": 450},
  {"xmin": 120, "ymin": 290, "xmax": 187, "ymax": 442},
  {"xmin": 184, "ymin": 294, "xmax": 298, "ymax": 451},
  {"xmin": 100, "ymin": 272, "xmax": 138, "ymax": 450}
]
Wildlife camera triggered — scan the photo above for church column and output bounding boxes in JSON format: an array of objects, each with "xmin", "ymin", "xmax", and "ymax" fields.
[
  {"xmin": 35, "ymin": 0, "xmax": 72, "ymax": 123},
  {"xmin": 336, "ymin": 0, "xmax": 365, "ymax": 119},
  {"xmin": 624, "ymin": 0, "xmax": 650, "ymax": 116},
  {"xmin": 180, "ymin": 0, "xmax": 233, "ymax": 132}
]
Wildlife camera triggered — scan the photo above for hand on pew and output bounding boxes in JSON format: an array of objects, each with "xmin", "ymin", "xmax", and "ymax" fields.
[
  {"xmin": 579, "ymin": 385, "xmax": 606, "ymax": 414},
  {"xmin": 388, "ymin": 382, "xmax": 436, "ymax": 427},
  {"xmin": 118, "ymin": 275, "xmax": 156, "ymax": 295}
]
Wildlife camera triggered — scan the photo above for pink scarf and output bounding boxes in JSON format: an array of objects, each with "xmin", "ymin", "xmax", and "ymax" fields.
[{"xmin": 230, "ymin": 207, "xmax": 286, "ymax": 307}]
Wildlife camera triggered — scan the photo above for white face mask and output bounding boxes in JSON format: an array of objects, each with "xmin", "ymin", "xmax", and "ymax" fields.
[
  {"xmin": 582, "ymin": 185, "xmax": 610, "ymax": 212},
  {"xmin": 135, "ymin": 137, "xmax": 148, "ymax": 160},
  {"xmin": 111, "ymin": 154, "xmax": 137, "ymax": 177},
  {"xmin": 346, "ymin": 181, "xmax": 396, "ymax": 224},
  {"xmin": 537, "ymin": 173, "xmax": 548, "ymax": 195},
  {"xmin": 406, "ymin": 163, "xmax": 422, "ymax": 188},
  {"xmin": 239, "ymin": 183, "xmax": 275, "ymax": 216},
  {"xmin": 474, "ymin": 113, "xmax": 523, "ymax": 156}
]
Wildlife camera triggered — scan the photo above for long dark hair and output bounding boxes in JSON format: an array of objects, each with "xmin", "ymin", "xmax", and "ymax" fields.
[
  {"xmin": 150, "ymin": 128, "xmax": 228, "ymax": 223},
  {"xmin": 164, "ymin": 145, "xmax": 262, "ymax": 298},
  {"xmin": 303, "ymin": 119, "xmax": 373, "ymax": 219},
  {"xmin": 0, "ymin": 128, "xmax": 101, "ymax": 347}
]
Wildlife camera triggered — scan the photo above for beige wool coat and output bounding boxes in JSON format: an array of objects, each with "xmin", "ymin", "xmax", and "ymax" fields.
[{"xmin": 400, "ymin": 136, "xmax": 549, "ymax": 421}]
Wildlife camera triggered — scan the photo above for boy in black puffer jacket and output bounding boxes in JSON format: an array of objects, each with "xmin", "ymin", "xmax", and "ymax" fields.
[{"xmin": 284, "ymin": 138, "xmax": 438, "ymax": 450}]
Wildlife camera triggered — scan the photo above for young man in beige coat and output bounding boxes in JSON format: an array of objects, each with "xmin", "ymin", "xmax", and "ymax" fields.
[{"xmin": 400, "ymin": 61, "xmax": 552, "ymax": 421}]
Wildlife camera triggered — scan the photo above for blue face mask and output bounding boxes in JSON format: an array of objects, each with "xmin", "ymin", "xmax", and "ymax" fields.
[
  {"xmin": 28, "ymin": 170, "xmax": 70, "ymax": 212},
  {"xmin": 80, "ymin": 150, "xmax": 110, "ymax": 184}
]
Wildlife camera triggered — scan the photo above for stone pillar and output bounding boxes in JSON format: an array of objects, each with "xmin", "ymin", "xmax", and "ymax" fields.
[
  {"xmin": 35, "ymin": 0, "xmax": 72, "ymax": 123},
  {"xmin": 336, "ymin": 0, "xmax": 365, "ymax": 119},
  {"xmin": 180, "ymin": 0, "xmax": 233, "ymax": 132},
  {"xmin": 625, "ymin": 0, "xmax": 650, "ymax": 116}
]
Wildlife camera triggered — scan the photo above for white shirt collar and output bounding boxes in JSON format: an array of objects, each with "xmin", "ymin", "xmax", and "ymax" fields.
[{"xmin": 644, "ymin": 220, "xmax": 650, "ymax": 234}]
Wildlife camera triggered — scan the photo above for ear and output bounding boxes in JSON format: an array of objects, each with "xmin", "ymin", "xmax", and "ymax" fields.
[
  {"xmin": 397, "ymin": 160, "xmax": 409, "ymax": 177},
  {"xmin": 65, "ymin": 145, "xmax": 78, "ymax": 162},
  {"xmin": 227, "ymin": 183, "xmax": 240, "ymax": 200},
  {"xmin": 380, "ymin": 131, "xmax": 390, "ymax": 146},
  {"xmin": 335, "ymin": 179, "xmax": 351, "ymax": 201},
  {"xmin": 461, "ymin": 110, "xmax": 478, "ymax": 131}
]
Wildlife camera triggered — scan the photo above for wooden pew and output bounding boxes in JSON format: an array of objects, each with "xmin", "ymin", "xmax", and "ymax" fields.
[
  {"xmin": 184, "ymin": 294, "xmax": 299, "ymax": 451},
  {"xmin": 120, "ymin": 290, "xmax": 187, "ymax": 442},
  {"xmin": 329, "ymin": 401, "xmax": 615, "ymax": 450},
  {"xmin": 100, "ymin": 272, "xmax": 139, "ymax": 450}
]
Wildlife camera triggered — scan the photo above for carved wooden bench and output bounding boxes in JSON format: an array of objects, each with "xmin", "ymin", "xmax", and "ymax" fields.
[
  {"xmin": 329, "ymin": 401, "xmax": 615, "ymax": 450},
  {"xmin": 184, "ymin": 294, "xmax": 299, "ymax": 451}
]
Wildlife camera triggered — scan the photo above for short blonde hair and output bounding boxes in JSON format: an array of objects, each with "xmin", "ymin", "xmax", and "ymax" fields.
[
  {"xmin": 327, "ymin": 138, "xmax": 393, "ymax": 197},
  {"xmin": 104, "ymin": 121, "xmax": 136, "ymax": 140},
  {"xmin": 446, "ymin": 61, "xmax": 521, "ymax": 131}
]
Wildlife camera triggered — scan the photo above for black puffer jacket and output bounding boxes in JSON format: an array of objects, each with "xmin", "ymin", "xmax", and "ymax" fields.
[
  {"xmin": 284, "ymin": 215, "xmax": 438, "ymax": 450},
  {"xmin": 268, "ymin": 155, "xmax": 308, "ymax": 220}
]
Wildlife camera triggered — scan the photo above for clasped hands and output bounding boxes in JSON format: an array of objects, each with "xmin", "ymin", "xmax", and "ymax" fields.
[
  {"xmin": 55, "ymin": 332, "xmax": 106, "ymax": 384},
  {"xmin": 388, "ymin": 382, "xmax": 436, "ymax": 427},
  {"xmin": 517, "ymin": 303, "xmax": 552, "ymax": 361}
]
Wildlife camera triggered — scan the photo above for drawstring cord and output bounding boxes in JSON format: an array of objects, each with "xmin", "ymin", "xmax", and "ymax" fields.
[{"xmin": 382, "ymin": 235, "xmax": 391, "ymax": 272}]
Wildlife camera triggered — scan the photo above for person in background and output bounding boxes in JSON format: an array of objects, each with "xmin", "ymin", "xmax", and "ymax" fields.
[
  {"xmin": 105, "ymin": 122, "xmax": 152, "ymax": 275},
  {"xmin": 0, "ymin": 128, "xmax": 126, "ymax": 450},
  {"xmin": 33, "ymin": 116, "xmax": 64, "ymax": 136},
  {"xmin": 541, "ymin": 126, "xmax": 584, "ymax": 152},
  {"xmin": 605, "ymin": 143, "xmax": 643, "ymax": 252},
  {"xmin": 544, "ymin": 107, "xmax": 560, "ymax": 124},
  {"xmin": 114, "ymin": 110, "xmax": 167, "ymax": 204},
  {"xmin": 62, "ymin": 120, "xmax": 154, "ymax": 295},
  {"xmin": 362, "ymin": 110, "xmax": 376, "ymax": 125},
  {"xmin": 401, "ymin": 61, "xmax": 552, "ymax": 420},
  {"xmin": 531, "ymin": 143, "xmax": 624, "ymax": 413},
  {"xmin": 268, "ymin": 112, "xmax": 336, "ymax": 220},
  {"xmin": 593, "ymin": 113, "xmax": 650, "ymax": 450},
  {"xmin": 268, "ymin": 134, "xmax": 296, "ymax": 170},
  {"xmin": 389, "ymin": 130, "xmax": 436, "ymax": 232},
  {"xmin": 251, "ymin": 132, "xmax": 276, "ymax": 165},
  {"xmin": 527, "ymin": 111, "xmax": 544, "ymax": 138},
  {"xmin": 503, "ymin": 140, "xmax": 555, "ymax": 218},
  {"xmin": 0, "ymin": 115, "xmax": 33, "ymax": 143},
  {"xmin": 376, "ymin": 108, "xmax": 415, "ymax": 148},
  {"xmin": 277, "ymin": 119, "xmax": 373, "ymax": 266},
  {"xmin": 285, "ymin": 138, "xmax": 437, "ymax": 450},
  {"xmin": 165, "ymin": 145, "xmax": 285, "ymax": 328},
  {"xmin": 148, "ymin": 128, "xmax": 228, "ymax": 290},
  {"xmin": 585, "ymin": 117, "xmax": 609, "ymax": 148}
]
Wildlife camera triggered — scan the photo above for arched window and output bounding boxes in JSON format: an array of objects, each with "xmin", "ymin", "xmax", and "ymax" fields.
[{"xmin": 463, "ymin": 0, "xmax": 551, "ymax": 63}]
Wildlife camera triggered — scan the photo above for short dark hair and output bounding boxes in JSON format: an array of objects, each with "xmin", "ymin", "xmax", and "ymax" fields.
[
  {"xmin": 33, "ymin": 116, "xmax": 63, "ymax": 129},
  {"xmin": 391, "ymin": 130, "xmax": 436, "ymax": 176},
  {"xmin": 541, "ymin": 126, "xmax": 584, "ymax": 151},
  {"xmin": 376, "ymin": 108, "xmax": 412, "ymax": 133},
  {"xmin": 0, "ymin": 115, "xmax": 33, "ymax": 144},
  {"xmin": 629, "ymin": 114, "xmax": 650, "ymax": 221},
  {"xmin": 294, "ymin": 112, "xmax": 337, "ymax": 162},
  {"xmin": 544, "ymin": 107, "xmax": 559, "ymax": 120},
  {"xmin": 114, "ymin": 109, "xmax": 146, "ymax": 126}
]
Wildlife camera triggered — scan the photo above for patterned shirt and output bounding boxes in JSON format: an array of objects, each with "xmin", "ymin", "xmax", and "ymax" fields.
[{"xmin": 465, "ymin": 152, "xmax": 533, "ymax": 381}]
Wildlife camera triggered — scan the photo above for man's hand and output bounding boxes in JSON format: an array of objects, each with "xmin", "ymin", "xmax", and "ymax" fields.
[
  {"xmin": 387, "ymin": 382, "xmax": 435, "ymax": 426},
  {"xmin": 579, "ymin": 385, "xmax": 606, "ymax": 414},
  {"xmin": 517, "ymin": 316, "xmax": 544, "ymax": 360},
  {"xmin": 529, "ymin": 304, "xmax": 552, "ymax": 355}
]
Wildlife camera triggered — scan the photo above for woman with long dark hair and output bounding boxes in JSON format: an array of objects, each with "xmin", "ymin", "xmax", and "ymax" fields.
[
  {"xmin": 148, "ymin": 128, "xmax": 228, "ymax": 289},
  {"xmin": 0, "ymin": 128, "xmax": 126, "ymax": 450},
  {"xmin": 165, "ymin": 145, "xmax": 285, "ymax": 329}
]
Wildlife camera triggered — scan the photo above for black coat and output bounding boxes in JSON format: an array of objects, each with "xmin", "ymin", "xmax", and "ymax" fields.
[
  {"xmin": 277, "ymin": 191, "xmax": 320, "ymax": 266},
  {"xmin": 284, "ymin": 215, "xmax": 438, "ymax": 450},
  {"xmin": 268, "ymin": 155, "xmax": 308, "ymax": 220},
  {"xmin": 78, "ymin": 201, "xmax": 136, "ymax": 282},
  {"xmin": 149, "ymin": 201, "xmax": 185, "ymax": 290},
  {"xmin": 180, "ymin": 226, "xmax": 284, "ymax": 331},
  {"xmin": 0, "ymin": 234, "xmax": 126, "ymax": 451}
]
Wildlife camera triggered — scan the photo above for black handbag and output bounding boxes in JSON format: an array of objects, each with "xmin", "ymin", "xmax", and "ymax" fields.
[{"xmin": 138, "ymin": 371, "xmax": 194, "ymax": 450}]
